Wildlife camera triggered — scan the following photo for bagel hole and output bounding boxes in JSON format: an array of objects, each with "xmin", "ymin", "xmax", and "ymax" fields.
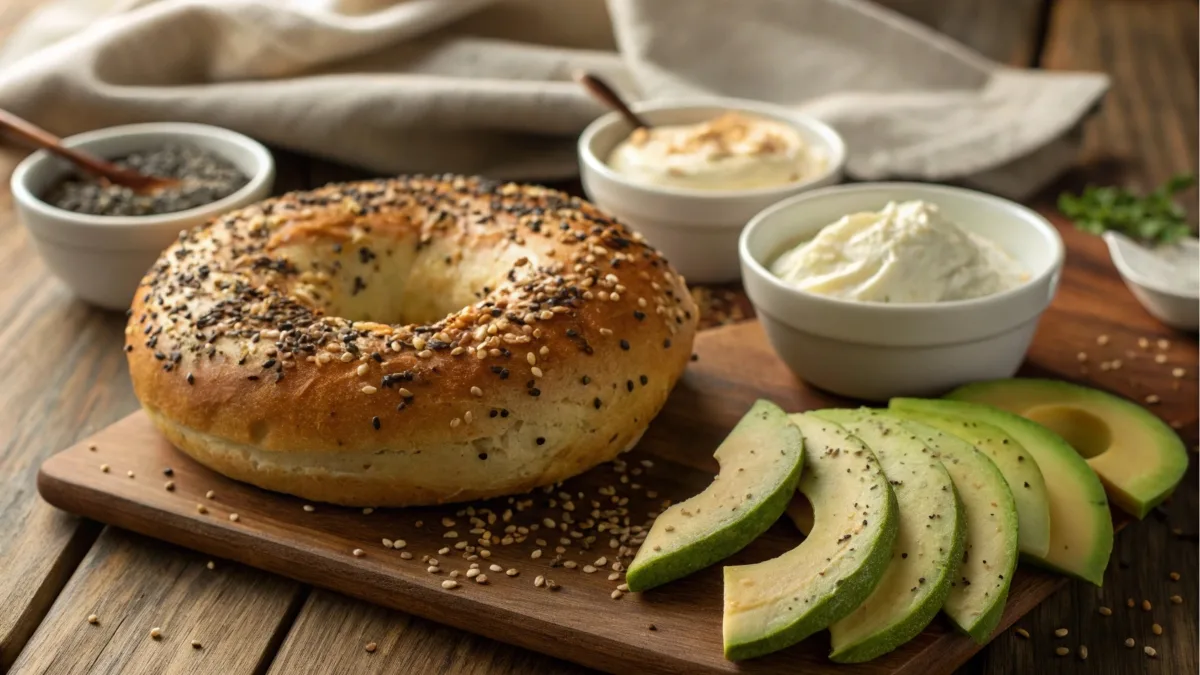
[{"xmin": 277, "ymin": 237, "xmax": 523, "ymax": 325}]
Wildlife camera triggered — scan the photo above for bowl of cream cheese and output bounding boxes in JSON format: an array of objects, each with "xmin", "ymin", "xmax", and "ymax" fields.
[
  {"xmin": 739, "ymin": 183, "xmax": 1063, "ymax": 401},
  {"xmin": 578, "ymin": 99, "xmax": 845, "ymax": 283}
]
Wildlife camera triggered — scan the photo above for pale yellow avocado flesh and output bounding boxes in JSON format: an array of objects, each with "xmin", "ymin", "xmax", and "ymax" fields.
[
  {"xmin": 626, "ymin": 400, "xmax": 804, "ymax": 591},
  {"xmin": 722, "ymin": 413, "xmax": 898, "ymax": 661},
  {"xmin": 810, "ymin": 410, "xmax": 965, "ymax": 663},
  {"xmin": 947, "ymin": 379, "xmax": 1187, "ymax": 520},
  {"xmin": 887, "ymin": 408, "xmax": 1051, "ymax": 558},
  {"xmin": 896, "ymin": 396, "xmax": 1113, "ymax": 585},
  {"xmin": 884, "ymin": 414, "xmax": 1019, "ymax": 642}
]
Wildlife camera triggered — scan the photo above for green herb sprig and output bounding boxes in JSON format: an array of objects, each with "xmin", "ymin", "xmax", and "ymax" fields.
[{"xmin": 1058, "ymin": 173, "xmax": 1196, "ymax": 245}]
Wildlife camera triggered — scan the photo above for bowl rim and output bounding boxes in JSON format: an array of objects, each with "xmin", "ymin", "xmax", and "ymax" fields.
[
  {"xmin": 1102, "ymin": 231, "xmax": 1200, "ymax": 301},
  {"xmin": 577, "ymin": 97, "xmax": 847, "ymax": 201},
  {"xmin": 11, "ymin": 122, "xmax": 274, "ymax": 228},
  {"xmin": 738, "ymin": 181, "xmax": 1066, "ymax": 312}
]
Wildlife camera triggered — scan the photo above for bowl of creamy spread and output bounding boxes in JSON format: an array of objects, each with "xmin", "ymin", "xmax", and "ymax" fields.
[
  {"xmin": 739, "ymin": 183, "xmax": 1064, "ymax": 401},
  {"xmin": 579, "ymin": 99, "xmax": 845, "ymax": 283}
]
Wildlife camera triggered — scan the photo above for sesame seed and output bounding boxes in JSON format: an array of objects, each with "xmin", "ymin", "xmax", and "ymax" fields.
[
  {"xmin": 1152, "ymin": 623, "xmax": 1163, "ymax": 635},
  {"xmin": 1157, "ymin": 339, "xmax": 1170, "ymax": 350},
  {"xmin": 1054, "ymin": 628, "xmax": 1068, "ymax": 638},
  {"xmin": 150, "ymin": 627, "xmax": 162, "ymax": 640},
  {"xmin": 101, "ymin": 464, "xmax": 110, "ymax": 473},
  {"xmin": 229, "ymin": 513, "xmax": 239, "ymax": 522},
  {"xmin": 1078, "ymin": 645, "xmax": 1087, "ymax": 660},
  {"xmin": 361, "ymin": 385, "xmax": 377, "ymax": 394},
  {"xmin": 88, "ymin": 444, "xmax": 97, "ymax": 451},
  {"xmin": 531, "ymin": 549, "xmax": 542, "ymax": 559},
  {"xmin": 442, "ymin": 580, "xmax": 459, "ymax": 589},
  {"xmin": 427, "ymin": 566, "xmax": 440, "ymax": 573},
  {"xmin": 1138, "ymin": 337, "xmax": 1150, "ymax": 348},
  {"xmin": 471, "ymin": 386, "xmax": 483, "ymax": 397},
  {"xmin": 400, "ymin": 552, "xmax": 413, "ymax": 559},
  {"xmin": 165, "ymin": 481, "xmax": 175, "ymax": 491},
  {"xmin": 372, "ymin": 416, "xmax": 381, "ymax": 430},
  {"xmin": 1142, "ymin": 600, "xmax": 1152, "ymax": 611},
  {"xmin": 362, "ymin": 508, "xmax": 374, "ymax": 516},
  {"xmin": 475, "ymin": 574, "xmax": 488, "ymax": 584},
  {"xmin": 1170, "ymin": 571, "xmax": 1181, "ymax": 581},
  {"xmin": 1097, "ymin": 334, "xmax": 1109, "ymax": 345},
  {"xmin": 1054, "ymin": 647, "xmax": 1069, "ymax": 656},
  {"xmin": 1125, "ymin": 638, "xmax": 1135, "ymax": 648},
  {"xmin": 192, "ymin": 640, "xmax": 202, "ymax": 649},
  {"xmin": 394, "ymin": 539, "xmax": 407, "ymax": 549},
  {"xmin": 357, "ymin": 364, "xmax": 369, "ymax": 376},
  {"xmin": 527, "ymin": 352, "xmax": 537, "ymax": 366},
  {"xmin": 87, "ymin": 614, "xmax": 99, "ymax": 625},
  {"xmin": 365, "ymin": 642, "xmax": 377, "ymax": 653},
  {"xmin": 206, "ymin": 561, "xmax": 215, "ymax": 570},
  {"xmin": 205, "ymin": 490, "xmax": 215, "ymax": 499},
  {"xmin": 1144, "ymin": 646, "xmax": 1157, "ymax": 658},
  {"xmin": 534, "ymin": 575, "xmax": 545, "ymax": 587},
  {"xmin": 506, "ymin": 568, "xmax": 519, "ymax": 577},
  {"xmin": 1077, "ymin": 352, "xmax": 1088, "ymax": 362},
  {"xmin": 466, "ymin": 568, "xmax": 480, "ymax": 578},
  {"xmin": 125, "ymin": 470, "xmax": 136, "ymax": 478},
  {"xmin": 1156, "ymin": 354, "xmax": 1168, "ymax": 363},
  {"xmin": 582, "ymin": 565, "xmax": 597, "ymax": 574},
  {"xmin": 1098, "ymin": 606, "xmax": 1112, "ymax": 616},
  {"xmin": 531, "ymin": 367, "xmax": 543, "ymax": 378},
  {"xmin": 1145, "ymin": 394, "xmax": 1160, "ymax": 404},
  {"xmin": 352, "ymin": 548, "xmax": 365, "ymax": 557},
  {"xmin": 611, "ymin": 590, "xmax": 623, "ymax": 600},
  {"xmin": 1015, "ymin": 628, "xmax": 1030, "ymax": 639},
  {"xmin": 196, "ymin": 504, "xmax": 208, "ymax": 514},
  {"xmin": 1173, "ymin": 368, "xmax": 1186, "ymax": 378},
  {"xmin": 489, "ymin": 564, "xmax": 503, "ymax": 572},
  {"xmin": 303, "ymin": 505, "xmax": 315, "ymax": 512},
  {"xmin": 1171, "ymin": 594, "xmax": 1183, "ymax": 604}
]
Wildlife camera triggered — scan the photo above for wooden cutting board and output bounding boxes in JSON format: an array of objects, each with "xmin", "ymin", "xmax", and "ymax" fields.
[{"xmin": 38, "ymin": 320, "xmax": 1078, "ymax": 675}]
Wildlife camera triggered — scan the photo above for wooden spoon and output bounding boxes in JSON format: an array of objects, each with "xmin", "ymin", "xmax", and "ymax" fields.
[
  {"xmin": 0, "ymin": 108, "xmax": 179, "ymax": 192},
  {"xmin": 573, "ymin": 71, "xmax": 651, "ymax": 129}
]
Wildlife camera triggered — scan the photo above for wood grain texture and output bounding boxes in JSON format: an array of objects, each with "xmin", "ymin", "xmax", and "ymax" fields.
[
  {"xmin": 8, "ymin": 528, "xmax": 304, "ymax": 675},
  {"xmin": 37, "ymin": 322, "xmax": 1073, "ymax": 675},
  {"xmin": 268, "ymin": 589, "xmax": 589, "ymax": 675}
]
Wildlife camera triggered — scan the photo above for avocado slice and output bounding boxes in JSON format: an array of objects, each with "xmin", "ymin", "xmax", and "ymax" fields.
[
  {"xmin": 722, "ymin": 413, "xmax": 897, "ymax": 661},
  {"xmin": 895, "ymin": 396, "xmax": 1113, "ymax": 586},
  {"xmin": 626, "ymin": 400, "xmax": 804, "ymax": 591},
  {"xmin": 947, "ymin": 379, "xmax": 1187, "ymax": 519},
  {"xmin": 809, "ymin": 409, "xmax": 966, "ymax": 663},
  {"xmin": 887, "ymin": 406, "xmax": 1051, "ymax": 558},
  {"xmin": 881, "ymin": 413, "xmax": 1020, "ymax": 642}
]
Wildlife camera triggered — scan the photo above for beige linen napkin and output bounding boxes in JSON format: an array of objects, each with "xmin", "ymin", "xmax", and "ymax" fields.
[{"xmin": 0, "ymin": 0, "xmax": 1108, "ymax": 199}]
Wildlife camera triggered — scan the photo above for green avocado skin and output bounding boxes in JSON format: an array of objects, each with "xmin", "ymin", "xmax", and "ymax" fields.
[
  {"xmin": 830, "ymin": 483, "xmax": 967, "ymax": 662},
  {"xmin": 625, "ymin": 460, "xmax": 803, "ymax": 592},
  {"xmin": 625, "ymin": 400, "xmax": 804, "ymax": 592},
  {"xmin": 724, "ymin": 487, "xmax": 898, "ymax": 661}
]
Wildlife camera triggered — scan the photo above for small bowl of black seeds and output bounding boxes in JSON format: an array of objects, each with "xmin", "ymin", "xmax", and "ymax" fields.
[{"xmin": 12, "ymin": 123, "xmax": 274, "ymax": 310}]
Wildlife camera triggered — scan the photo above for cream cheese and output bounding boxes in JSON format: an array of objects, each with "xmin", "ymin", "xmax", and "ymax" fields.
[
  {"xmin": 606, "ymin": 112, "xmax": 822, "ymax": 191},
  {"xmin": 770, "ymin": 200, "xmax": 1027, "ymax": 303}
]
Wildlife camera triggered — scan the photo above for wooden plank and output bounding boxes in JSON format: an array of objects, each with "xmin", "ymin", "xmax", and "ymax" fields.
[
  {"xmin": 874, "ymin": 0, "xmax": 1049, "ymax": 66},
  {"xmin": 8, "ymin": 528, "xmax": 304, "ymax": 675},
  {"xmin": 1039, "ymin": 0, "xmax": 1199, "ymax": 210},
  {"xmin": 0, "ymin": 147, "xmax": 132, "ymax": 669},
  {"xmin": 268, "ymin": 590, "xmax": 588, "ymax": 675}
]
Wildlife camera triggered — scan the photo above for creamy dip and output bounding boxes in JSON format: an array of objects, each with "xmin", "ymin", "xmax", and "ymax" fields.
[
  {"xmin": 770, "ymin": 200, "xmax": 1027, "ymax": 303},
  {"xmin": 607, "ymin": 112, "xmax": 823, "ymax": 191}
]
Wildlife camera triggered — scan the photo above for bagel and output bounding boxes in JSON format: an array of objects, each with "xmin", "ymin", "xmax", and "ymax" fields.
[{"xmin": 125, "ymin": 176, "xmax": 698, "ymax": 506}]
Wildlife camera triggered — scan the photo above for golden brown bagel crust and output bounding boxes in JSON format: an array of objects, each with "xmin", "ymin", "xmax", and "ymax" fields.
[{"xmin": 126, "ymin": 176, "xmax": 697, "ymax": 506}]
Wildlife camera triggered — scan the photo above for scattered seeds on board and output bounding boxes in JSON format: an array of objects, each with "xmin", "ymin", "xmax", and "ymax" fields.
[
  {"xmin": 1015, "ymin": 628, "xmax": 1030, "ymax": 639},
  {"xmin": 1144, "ymin": 646, "xmax": 1157, "ymax": 658},
  {"xmin": 164, "ymin": 481, "xmax": 175, "ymax": 491},
  {"xmin": 362, "ymin": 507, "xmax": 374, "ymax": 515},
  {"xmin": 352, "ymin": 548, "xmax": 365, "ymax": 558},
  {"xmin": 126, "ymin": 470, "xmax": 135, "ymax": 478},
  {"xmin": 150, "ymin": 627, "xmax": 162, "ymax": 640},
  {"xmin": 205, "ymin": 490, "xmax": 215, "ymax": 499},
  {"xmin": 196, "ymin": 504, "xmax": 208, "ymax": 515},
  {"xmin": 1078, "ymin": 645, "xmax": 1088, "ymax": 660},
  {"xmin": 1054, "ymin": 647, "xmax": 1069, "ymax": 657},
  {"xmin": 1127, "ymin": 598, "xmax": 1136, "ymax": 608},
  {"xmin": 1170, "ymin": 595, "xmax": 1184, "ymax": 604},
  {"xmin": 1125, "ymin": 638, "xmax": 1135, "ymax": 648},
  {"xmin": 206, "ymin": 561, "xmax": 215, "ymax": 570},
  {"xmin": 442, "ymin": 580, "xmax": 459, "ymax": 590},
  {"xmin": 228, "ymin": 513, "xmax": 239, "ymax": 522},
  {"xmin": 1053, "ymin": 628, "xmax": 1068, "ymax": 638},
  {"xmin": 1096, "ymin": 334, "xmax": 1110, "ymax": 345},
  {"xmin": 475, "ymin": 574, "xmax": 488, "ymax": 584},
  {"xmin": 1142, "ymin": 600, "xmax": 1152, "ymax": 611},
  {"xmin": 611, "ymin": 590, "xmax": 623, "ymax": 600},
  {"xmin": 365, "ymin": 642, "xmax": 377, "ymax": 653},
  {"xmin": 400, "ymin": 552, "xmax": 413, "ymax": 560},
  {"xmin": 87, "ymin": 614, "xmax": 99, "ymax": 625},
  {"xmin": 1170, "ymin": 571, "xmax": 1181, "ymax": 581},
  {"xmin": 100, "ymin": 464, "xmax": 110, "ymax": 473},
  {"xmin": 1098, "ymin": 606, "xmax": 1112, "ymax": 616},
  {"xmin": 302, "ymin": 505, "xmax": 315, "ymax": 513},
  {"xmin": 1152, "ymin": 623, "xmax": 1163, "ymax": 635}
]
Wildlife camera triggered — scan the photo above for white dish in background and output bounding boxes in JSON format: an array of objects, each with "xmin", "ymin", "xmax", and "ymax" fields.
[
  {"xmin": 739, "ymin": 183, "xmax": 1064, "ymax": 401},
  {"xmin": 11, "ymin": 123, "xmax": 275, "ymax": 311},
  {"xmin": 578, "ymin": 98, "xmax": 845, "ymax": 283},
  {"xmin": 1103, "ymin": 231, "xmax": 1199, "ymax": 332}
]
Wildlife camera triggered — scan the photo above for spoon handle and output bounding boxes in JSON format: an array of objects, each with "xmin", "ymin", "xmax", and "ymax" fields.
[
  {"xmin": 0, "ymin": 108, "xmax": 119, "ymax": 178},
  {"xmin": 573, "ymin": 72, "xmax": 652, "ymax": 129}
]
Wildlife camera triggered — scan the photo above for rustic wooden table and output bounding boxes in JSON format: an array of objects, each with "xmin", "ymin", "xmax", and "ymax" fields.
[{"xmin": 0, "ymin": 1, "xmax": 1195, "ymax": 673}]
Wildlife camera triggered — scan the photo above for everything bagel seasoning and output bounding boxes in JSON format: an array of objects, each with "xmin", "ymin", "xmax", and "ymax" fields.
[{"xmin": 45, "ymin": 144, "xmax": 248, "ymax": 216}]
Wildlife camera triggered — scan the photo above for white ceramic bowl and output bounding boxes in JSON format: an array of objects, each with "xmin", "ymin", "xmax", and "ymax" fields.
[
  {"xmin": 739, "ymin": 183, "xmax": 1064, "ymax": 401},
  {"xmin": 12, "ymin": 123, "xmax": 275, "ymax": 311},
  {"xmin": 1103, "ymin": 232, "xmax": 1199, "ymax": 331},
  {"xmin": 578, "ymin": 98, "xmax": 845, "ymax": 283}
]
